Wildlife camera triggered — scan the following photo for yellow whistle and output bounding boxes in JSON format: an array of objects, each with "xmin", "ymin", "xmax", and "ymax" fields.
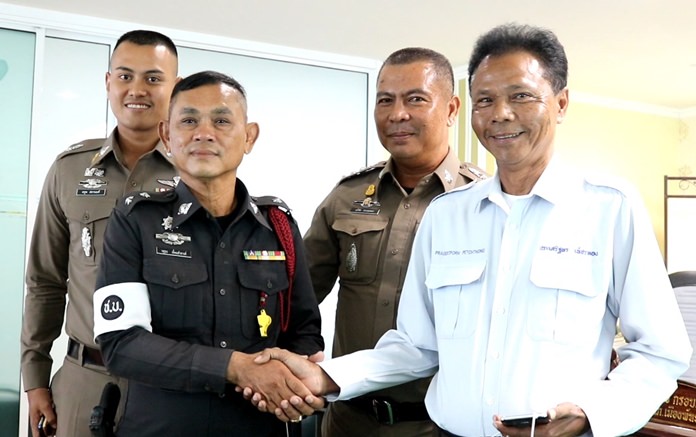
[{"xmin": 257, "ymin": 309, "xmax": 272, "ymax": 337}]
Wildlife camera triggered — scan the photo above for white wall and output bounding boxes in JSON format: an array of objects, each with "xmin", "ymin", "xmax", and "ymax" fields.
[{"xmin": 0, "ymin": 3, "xmax": 382, "ymax": 435}]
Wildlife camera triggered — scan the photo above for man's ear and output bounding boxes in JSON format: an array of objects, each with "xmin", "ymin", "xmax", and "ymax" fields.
[
  {"xmin": 244, "ymin": 122, "xmax": 260, "ymax": 155},
  {"xmin": 159, "ymin": 120, "xmax": 170, "ymax": 150},
  {"xmin": 556, "ymin": 88, "xmax": 570, "ymax": 124},
  {"xmin": 105, "ymin": 71, "xmax": 111, "ymax": 93},
  {"xmin": 447, "ymin": 95, "xmax": 461, "ymax": 126}
]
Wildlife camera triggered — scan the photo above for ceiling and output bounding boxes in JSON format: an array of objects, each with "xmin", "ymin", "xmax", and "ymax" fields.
[{"xmin": 8, "ymin": 0, "xmax": 696, "ymax": 111}]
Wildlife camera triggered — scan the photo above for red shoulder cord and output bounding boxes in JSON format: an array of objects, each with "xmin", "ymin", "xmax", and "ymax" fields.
[{"xmin": 267, "ymin": 207, "xmax": 294, "ymax": 332}]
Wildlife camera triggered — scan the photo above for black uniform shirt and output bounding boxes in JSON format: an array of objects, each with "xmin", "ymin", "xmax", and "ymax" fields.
[{"xmin": 95, "ymin": 179, "xmax": 323, "ymax": 436}]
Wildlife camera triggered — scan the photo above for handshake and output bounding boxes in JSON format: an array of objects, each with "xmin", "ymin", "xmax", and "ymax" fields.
[{"xmin": 228, "ymin": 347, "xmax": 339, "ymax": 422}]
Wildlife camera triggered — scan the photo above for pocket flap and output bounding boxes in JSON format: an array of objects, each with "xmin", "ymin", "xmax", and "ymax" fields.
[
  {"xmin": 426, "ymin": 261, "xmax": 486, "ymax": 290},
  {"xmin": 144, "ymin": 259, "xmax": 208, "ymax": 290},
  {"xmin": 238, "ymin": 262, "xmax": 289, "ymax": 295},
  {"xmin": 332, "ymin": 216, "xmax": 388, "ymax": 236}
]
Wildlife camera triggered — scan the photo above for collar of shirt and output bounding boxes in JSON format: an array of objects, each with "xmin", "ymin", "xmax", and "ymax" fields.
[
  {"xmin": 90, "ymin": 127, "xmax": 170, "ymax": 167},
  {"xmin": 170, "ymin": 178, "xmax": 273, "ymax": 231},
  {"xmin": 378, "ymin": 147, "xmax": 461, "ymax": 193}
]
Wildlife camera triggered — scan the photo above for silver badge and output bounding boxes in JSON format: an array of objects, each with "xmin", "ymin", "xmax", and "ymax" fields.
[
  {"xmin": 467, "ymin": 165, "xmax": 488, "ymax": 180},
  {"xmin": 139, "ymin": 192, "xmax": 151, "ymax": 198},
  {"xmin": 67, "ymin": 143, "xmax": 84, "ymax": 151},
  {"xmin": 155, "ymin": 232, "xmax": 192, "ymax": 246},
  {"xmin": 444, "ymin": 169, "xmax": 453, "ymax": 185},
  {"xmin": 178, "ymin": 203, "xmax": 192, "ymax": 215},
  {"xmin": 81, "ymin": 227, "xmax": 92, "ymax": 257},
  {"xmin": 162, "ymin": 216, "xmax": 173, "ymax": 231},
  {"xmin": 346, "ymin": 242, "xmax": 357, "ymax": 273},
  {"xmin": 84, "ymin": 167, "xmax": 105, "ymax": 177},
  {"xmin": 272, "ymin": 198, "xmax": 283, "ymax": 203},
  {"xmin": 125, "ymin": 196, "xmax": 134, "ymax": 206},
  {"xmin": 157, "ymin": 177, "xmax": 179, "ymax": 189},
  {"xmin": 79, "ymin": 178, "xmax": 107, "ymax": 189}
]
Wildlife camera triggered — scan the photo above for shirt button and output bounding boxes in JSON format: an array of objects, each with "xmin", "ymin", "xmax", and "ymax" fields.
[
  {"xmin": 381, "ymin": 299, "xmax": 390, "ymax": 306},
  {"xmin": 219, "ymin": 242, "xmax": 226, "ymax": 249},
  {"xmin": 267, "ymin": 280, "xmax": 273, "ymax": 289},
  {"xmin": 171, "ymin": 274, "xmax": 179, "ymax": 284},
  {"xmin": 82, "ymin": 212, "xmax": 90, "ymax": 221},
  {"xmin": 219, "ymin": 288, "xmax": 226, "ymax": 296},
  {"xmin": 492, "ymin": 351, "xmax": 500, "ymax": 359},
  {"xmin": 220, "ymin": 341, "xmax": 227, "ymax": 348},
  {"xmin": 486, "ymin": 397, "xmax": 494, "ymax": 406},
  {"xmin": 130, "ymin": 181, "xmax": 137, "ymax": 187},
  {"xmin": 403, "ymin": 203, "xmax": 411, "ymax": 209},
  {"xmin": 391, "ymin": 249, "xmax": 399, "ymax": 255}
]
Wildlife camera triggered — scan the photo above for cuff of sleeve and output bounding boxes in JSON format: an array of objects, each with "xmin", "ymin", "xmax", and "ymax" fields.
[
  {"xmin": 190, "ymin": 347, "xmax": 234, "ymax": 394},
  {"xmin": 21, "ymin": 361, "xmax": 53, "ymax": 391}
]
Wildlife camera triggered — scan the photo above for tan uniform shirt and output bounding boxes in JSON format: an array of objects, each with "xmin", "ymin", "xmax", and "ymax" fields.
[
  {"xmin": 21, "ymin": 129, "xmax": 177, "ymax": 390},
  {"xmin": 304, "ymin": 148, "xmax": 485, "ymax": 403}
]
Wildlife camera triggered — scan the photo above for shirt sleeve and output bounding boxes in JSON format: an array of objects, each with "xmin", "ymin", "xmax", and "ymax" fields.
[
  {"xmin": 303, "ymin": 193, "xmax": 340, "ymax": 303},
  {"xmin": 21, "ymin": 161, "xmax": 69, "ymax": 390},
  {"xmin": 319, "ymin": 208, "xmax": 439, "ymax": 399},
  {"xmin": 574, "ymin": 188, "xmax": 692, "ymax": 436},
  {"xmin": 94, "ymin": 207, "xmax": 232, "ymax": 394}
]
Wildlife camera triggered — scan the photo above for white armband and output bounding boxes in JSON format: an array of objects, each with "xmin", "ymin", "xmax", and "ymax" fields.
[{"xmin": 93, "ymin": 282, "xmax": 152, "ymax": 340}]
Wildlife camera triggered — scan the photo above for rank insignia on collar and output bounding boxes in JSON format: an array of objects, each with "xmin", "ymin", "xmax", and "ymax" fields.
[
  {"xmin": 157, "ymin": 177, "xmax": 179, "ymax": 189},
  {"xmin": 81, "ymin": 227, "xmax": 92, "ymax": 257},
  {"xmin": 365, "ymin": 184, "xmax": 375, "ymax": 196},
  {"xmin": 84, "ymin": 167, "xmax": 105, "ymax": 177},
  {"xmin": 243, "ymin": 250, "xmax": 286, "ymax": 261},
  {"xmin": 177, "ymin": 203, "xmax": 192, "ymax": 215},
  {"xmin": 250, "ymin": 202, "xmax": 259, "ymax": 214},
  {"xmin": 444, "ymin": 169, "xmax": 453, "ymax": 185},
  {"xmin": 79, "ymin": 178, "xmax": 107, "ymax": 189},
  {"xmin": 155, "ymin": 232, "xmax": 191, "ymax": 246},
  {"xmin": 139, "ymin": 192, "xmax": 151, "ymax": 198},
  {"xmin": 67, "ymin": 143, "xmax": 84, "ymax": 152},
  {"xmin": 125, "ymin": 196, "xmax": 134, "ymax": 205},
  {"xmin": 162, "ymin": 216, "xmax": 173, "ymax": 231},
  {"xmin": 467, "ymin": 165, "xmax": 488, "ymax": 180}
]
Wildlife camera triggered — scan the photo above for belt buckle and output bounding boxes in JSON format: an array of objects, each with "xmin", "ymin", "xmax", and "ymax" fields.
[{"xmin": 371, "ymin": 398, "xmax": 395, "ymax": 425}]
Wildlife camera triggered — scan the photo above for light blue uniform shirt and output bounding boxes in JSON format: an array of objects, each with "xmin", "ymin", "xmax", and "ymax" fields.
[{"xmin": 321, "ymin": 158, "xmax": 692, "ymax": 436}]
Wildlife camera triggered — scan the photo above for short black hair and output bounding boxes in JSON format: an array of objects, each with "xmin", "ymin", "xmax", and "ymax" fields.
[
  {"xmin": 169, "ymin": 70, "xmax": 247, "ymax": 114},
  {"xmin": 379, "ymin": 47, "xmax": 455, "ymax": 96},
  {"xmin": 467, "ymin": 23, "xmax": 568, "ymax": 94},
  {"xmin": 113, "ymin": 29, "xmax": 178, "ymax": 60}
]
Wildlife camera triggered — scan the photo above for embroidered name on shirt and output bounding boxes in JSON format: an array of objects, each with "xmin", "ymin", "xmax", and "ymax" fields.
[
  {"xmin": 156, "ymin": 247, "xmax": 192, "ymax": 258},
  {"xmin": 243, "ymin": 250, "xmax": 286, "ymax": 261},
  {"xmin": 434, "ymin": 248, "xmax": 486, "ymax": 256},
  {"xmin": 539, "ymin": 245, "xmax": 598, "ymax": 256}
]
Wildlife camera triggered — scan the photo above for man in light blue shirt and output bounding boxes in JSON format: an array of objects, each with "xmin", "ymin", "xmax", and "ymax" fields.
[{"xmin": 250, "ymin": 23, "xmax": 692, "ymax": 437}]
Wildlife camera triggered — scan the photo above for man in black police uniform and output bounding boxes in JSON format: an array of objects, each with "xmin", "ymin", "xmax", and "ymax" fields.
[{"xmin": 92, "ymin": 70, "xmax": 324, "ymax": 436}]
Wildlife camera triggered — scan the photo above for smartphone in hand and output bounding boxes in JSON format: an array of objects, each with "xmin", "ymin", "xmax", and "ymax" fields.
[
  {"xmin": 38, "ymin": 415, "xmax": 56, "ymax": 437},
  {"xmin": 500, "ymin": 414, "xmax": 550, "ymax": 427}
]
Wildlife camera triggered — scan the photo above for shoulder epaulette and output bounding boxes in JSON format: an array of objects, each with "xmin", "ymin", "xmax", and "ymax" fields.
[
  {"xmin": 118, "ymin": 190, "xmax": 177, "ymax": 214},
  {"xmin": 459, "ymin": 162, "xmax": 489, "ymax": 181},
  {"xmin": 337, "ymin": 161, "xmax": 386, "ymax": 184},
  {"xmin": 253, "ymin": 195, "xmax": 291, "ymax": 213},
  {"xmin": 56, "ymin": 138, "xmax": 104, "ymax": 160}
]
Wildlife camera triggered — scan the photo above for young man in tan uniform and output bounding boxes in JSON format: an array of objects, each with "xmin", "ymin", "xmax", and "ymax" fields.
[
  {"xmin": 20, "ymin": 30, "xmax": 179, "ymax": 437},
  {"xmin": 303, "ymin": 48, "xmax": 486, "ymax": 437}
]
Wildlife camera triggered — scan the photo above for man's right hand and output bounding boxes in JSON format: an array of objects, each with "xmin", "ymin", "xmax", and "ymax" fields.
[{"xmin": 27, "ymin": 388, "xmax": 56, "ymax": 437}]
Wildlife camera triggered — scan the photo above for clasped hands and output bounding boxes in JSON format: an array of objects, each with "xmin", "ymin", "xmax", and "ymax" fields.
[{"xmin": 230, "ymin": 347, "xmax": 335, "ymax": 422}]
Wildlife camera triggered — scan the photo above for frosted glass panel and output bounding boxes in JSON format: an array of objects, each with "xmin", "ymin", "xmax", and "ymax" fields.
[
  {"xmin": 0, "ymin": 26, "xmax": 35, "ymax": 437},
  {"xmin": 179, "ymin": 48, "xmax": 369, "ymax": 233}
]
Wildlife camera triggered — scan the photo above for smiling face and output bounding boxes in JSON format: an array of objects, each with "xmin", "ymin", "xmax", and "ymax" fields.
[
  {"xmin": 106, "ymin": 41, "xmax": 178, "ymax": 136},
  {"xmin": 374, "ymin": 61, "xmax": 459, "ymax": 170},
  {"xmin": 159, "ymin": 83, "xmax": 259, "ymax": 187},
  {"xmin": 470, "ymin": 50, "xmax": 568, "ymax": 177}
]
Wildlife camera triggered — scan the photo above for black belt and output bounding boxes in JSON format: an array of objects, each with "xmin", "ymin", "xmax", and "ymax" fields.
[
  {"xmin": 343, "ymin": 396, "xmax": 429, "ymax": 425},
  {"xmin": 67, "ymin": 338, "xmax": 105, "ymax": 367}
]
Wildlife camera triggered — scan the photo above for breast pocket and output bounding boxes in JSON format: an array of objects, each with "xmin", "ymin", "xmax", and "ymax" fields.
[
  {"xmin": 238, "ymin": 261, "xmax": 289, "ymax": 340},
  {"xmin": 143, "ymin": 258, "xmax": 209, "ymax": 335},
  {"xmin": 528, "ymin": 254, "xmax": 609, "ymax": 344},
  {"xmin": 426, "ymin": 261, "xmax": 486, "ymax": 339},
  {"xmin": 332, "ymin": 215, "xmax": 389, "ymax": 284},
  {"xmin": 64, "ymin": 197, "xmax": 116, "ymax": 266}
]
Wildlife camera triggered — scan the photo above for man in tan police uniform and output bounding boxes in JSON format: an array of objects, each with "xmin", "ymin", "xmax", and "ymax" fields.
[
  {"xmin": 20, "ymin": 30, "xmax": 179, "ymax": 437},
  {"xmin": 303, "ymin": 47, "xmax": 486, "ymax": 437}
]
